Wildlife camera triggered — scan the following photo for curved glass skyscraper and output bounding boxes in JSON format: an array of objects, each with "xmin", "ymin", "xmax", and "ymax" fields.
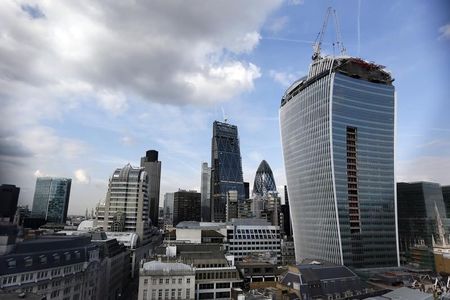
[
  {"xmin": 253, "ymin": 160, "xmax": 277, "ymax": 197},
  {"xmin": 280, "ymin": 56, "xmax": 399, "ymax": 268}
]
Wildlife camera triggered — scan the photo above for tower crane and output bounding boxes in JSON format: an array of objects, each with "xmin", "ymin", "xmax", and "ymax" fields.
[{"xmin": 312, "ymin": 7, "xmax": 347, "ymax": 61}]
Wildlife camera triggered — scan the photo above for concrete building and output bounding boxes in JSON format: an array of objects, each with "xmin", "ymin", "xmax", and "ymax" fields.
[
  {"xmin": 96, "ymin": 163, "xmax": 152, "ymax": 244},
  {"xmin": 0, "ymin": 235, "xmax": 100, "ymax": 300},
  {"xmin": 201, "ymin": 162, "xmax": 211, "ymax": 222},
  {"xmin": 173, "ymin": 190, "xmax": 201, "ymax": 226},
  {"xmin": 141, "ymin": 150, "xmax": 162, "ymax": 226},
  {"xmin": 91, "ymin": 232, "xmax": 130, "ymax": 300},
  {"xmin": 226, "ymin": 190, "xmax": 239, "ymax": 221},
  {"xmin": 280, "ymin": 262, "xmax": 375, "ymax": 300},
  {"xmin": 138, "ymin": 261, "xmax": 195, "ymax": 300},
  {"xmin": 226, "ymin": 219, "xmax": 281, "ymax": 264},
  {"xmin": 31, "ymin": 177, "xmax": 71, "ymax": 224},
  {"xmin": 280, "ymin": 53, "xmax": 398, "ymax": 268},
  {"xmin": 211, "ymin": 121, "xmax": 245, "ymax": 222},
  {"xmin": 0, "ymin": 184, "xmax": 20, "ymax": 223}
]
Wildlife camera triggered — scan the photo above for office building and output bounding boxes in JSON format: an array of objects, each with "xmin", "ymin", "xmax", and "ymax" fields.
[
  {"xmin": 226, "ymin": 190, "xmax": 238, "ymax": 221},
  {"xmin": 200, "ymin": 162, "xmax": 211, "ymax": 221},
  {"xmin": 280, "ymin": 54, "xmax": 398, "ymax": 268},
  {"xmin": 31, "ymin": 177, "xmax": 71, "ymax": 224},
  {"xmin": 0, "ymin": 184, "xmax": 20, "ymax": 223},
  {"xmin": 0, "ymin": 235, "xmax": 100, "ymax": 300},
  {"xmin": 210, "ymin": 121, "xmax": 245, "ymax": 222},
  {"xmin": 281, "ymin": 186, "xmax": 292, "ymax": 238},
  {"xmin": 244, "ymin": 182, "xmax": 250, "ymax": 200},
  {"xmin": 397, "ymin": 182, "xmax": 448, "ymax": 270},
  {"xmin": 96, "ymin": 163, "xmax": 152, "ymax": 244},
  {"xmin": 163, "ymin": 193, "xmax": 174, "ymax": 226},
  {"xmin": 253, "ymin": 160, "xmax": 277, "ymax": 197},
  {"xmin": 173, "ymin": 190, "xmax": 201, "ymax": 226},
  {"xmin": 138, "ymin": 261, "xmax": 195, "ymax": 300},
  {"xmin": 225, "ymin": 219, "xmax": 281, "ymax": 264},
  {"xmin": 141, "ymin": 150, "xmax": 162, "ymax": 226},
  {"xmin": 443, "ymin": 186, "xmax": 450, "ymax": 219},
  {"xmin": 280, "ymin": 262, "xmax": 375, "ymax": 299}
]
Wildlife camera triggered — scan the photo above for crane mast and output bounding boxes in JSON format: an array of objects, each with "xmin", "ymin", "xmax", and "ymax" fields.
[{"xmin": 312, "ymin": 7, "xmax": 346, "ymax": 61}]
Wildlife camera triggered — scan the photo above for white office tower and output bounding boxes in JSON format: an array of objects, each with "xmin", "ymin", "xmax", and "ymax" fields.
[{"xmin": 200, "ymin": 162, "xmax": 211, "ymax": 221}]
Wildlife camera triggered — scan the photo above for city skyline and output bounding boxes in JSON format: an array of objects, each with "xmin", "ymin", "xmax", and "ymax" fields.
[{"xmin": 0, "ymin": 1, "xmax": 449, "ymax": 215}]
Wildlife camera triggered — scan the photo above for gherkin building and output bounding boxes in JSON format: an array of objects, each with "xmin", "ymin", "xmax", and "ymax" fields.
[{"xmin": 253, "ymin": 160, "xmax": 277, "ymax": 197}]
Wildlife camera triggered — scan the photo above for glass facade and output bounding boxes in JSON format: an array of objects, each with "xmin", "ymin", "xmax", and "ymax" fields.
[
  {"xmin": 253, "ymin": 160, "xmax": 277, "ymax": 197},
  {"xmin": 31, "ymin": 177, "xmax": 71, "ymax": 223},
  {"xmin": 210, "ymin": 121, "xmax": 245, "ymax": 222},
  {"xmin": 280, "ymin": 56, "xmax": 398, "ymax": 268}
]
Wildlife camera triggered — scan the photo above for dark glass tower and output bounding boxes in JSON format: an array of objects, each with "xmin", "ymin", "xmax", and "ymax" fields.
[
  {"xmin": 173, "ymin": 190, "xmax": 201, "ymax": 225},
  {"xmin": 210, "ymin": 121, "xmax": 245, "ymax": 222},
  {"xmin": 141, "ymin": 150, "xmax": 161, "ymax": 226},
  {"xmin": 442, "ymin": 186, "xmax": 450, "ymax": 219},
  {"xmin": 0, "ymin": 184, "xmax": 20, "ymax": 223},
  {"xmin": 31, "ymin": 177, "xmax": 71, "ymax": 224},
  {"xmin": 253, "ymin": 160, "xmax": 277, "ymax": 197},
  {"xmin": 280, "ymin": 56, "xmax": 398, "ymax": 268}
]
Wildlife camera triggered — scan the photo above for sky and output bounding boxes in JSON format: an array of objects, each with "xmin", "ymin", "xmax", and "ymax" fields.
[{"xmin": 0, "ymin": 0, "xmax": 449, "ymax": 215}]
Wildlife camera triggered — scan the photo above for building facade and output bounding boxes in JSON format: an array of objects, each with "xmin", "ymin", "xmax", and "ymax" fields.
[
  {"xmin": 0, "ymin": 235, "xmax": 100, "ymax": 300},
  {"xmin": 138, "ymin": 261, "xmax": 195, "ymax": 300},
  {"xmin": 31, "ymin": 177, "xmax": 71, "ymax": 224},
  {"xmin": 211, "ymin": 121, "xmax": 245, "ymax": 222},
  {"xmin": 173, "ymin": 190, "xmax": 201, "ymax": 226},
  {"xmin": 397, "ymin": 182, "xmax": 448, "ymax": 270},
  {"xmin": 225, "ymin": 219, "xmax": 281, "ymax": 264},
  {"xmin": 280, "ymin": 55, "xmax": 398, "ymax": 268},
  {"xmin": 163, "ymin": 193, "xmax": 175, "ymax": 227},
  {"xmin": 141, "ymin": 150, "xmax": 162, "ymax": 226},
  {"xmin": 96, "ymin": 163, "xmax": 151, "ymax": 244},
  {"xmin": 0, "ymin": 184, "xmax": 20, "ymax": 223},
  {"xmin": 442, "ymin": 185, "xmax": 450, "ymax": 219},
  {"xmin": 200, "ymin": 162, "xmax": 211, "ymax": 222}
]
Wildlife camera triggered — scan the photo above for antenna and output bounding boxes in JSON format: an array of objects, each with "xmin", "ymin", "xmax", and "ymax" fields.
[
  {"xmin": 221, "ymin": 106, "xmax": 228, "ymax": 123},
  {"xmin": 312, "ymin": 7, "xmax": 346, "ymax": 60}
]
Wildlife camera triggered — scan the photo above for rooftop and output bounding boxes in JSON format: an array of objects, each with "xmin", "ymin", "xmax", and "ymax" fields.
[{"xmin": 141, "ymin": 261, "xmax": 194, "ymax": 276}]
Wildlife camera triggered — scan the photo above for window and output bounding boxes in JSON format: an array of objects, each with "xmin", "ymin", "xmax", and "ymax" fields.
[
  {"xmin": 172, "ymin": 278, "xmax": 175, "ymax": 284},
  {"xmin": 158, "ymin": 289, "xmax": 162, "ymax": 300},
  {"xmin": 144, "ymin": 279, "xmax": 148, "ymax": 285},
  {"xmin": 24, "ymin": 256, "xmax": 32, "ymax": 267},
  {"xmin": 165, "ymin": 278, "xmax": 169, "ymax": 284},
  {"xmin": 186, "ymin": 289, "xmax": 190, "ymax": 298},
  {"xmin": 177, "ymin": 289, "xmax": 182, "ymax": 300},
  {"xmin": 178, "ymin": 278, "xmax": 182, "ymax": 284},
  {"xmin": 164, "ymin": 289, "xmax": 169, "ymax": 299},
  {"xmin": 152, "ymin": 279, "xmax": 157, "ymax": 285},
  {"xmin": 143, "ymin": 289, "xmax": 147, "ymax": 300},
  {"xmin": 186, "ymin": 278, "xmax": 190, "ymax": 284},
  {"xmin": 159, "ymin": 278, "xmax": 163, "ymax": 284},
  {"xmin": 171, "ymin": 289, "xmax": 175, "ymax": 299}
]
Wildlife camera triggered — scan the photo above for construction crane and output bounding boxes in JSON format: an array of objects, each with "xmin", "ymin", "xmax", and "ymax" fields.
[{"xmin": 312, "ymin": 7, "xmax": 346, "ymax": 61}]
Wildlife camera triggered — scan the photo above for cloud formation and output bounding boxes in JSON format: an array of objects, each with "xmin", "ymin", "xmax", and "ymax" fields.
[
  {"xmin": 438, "ymin": 24, "xmax": 450, "ymax": 40},
  {"xmin": 74, "ymin": 169, "xmax": 90, "ymax": 184}
]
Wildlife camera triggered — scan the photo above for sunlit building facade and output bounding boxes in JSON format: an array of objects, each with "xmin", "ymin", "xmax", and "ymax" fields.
[{"xmin": 280, "ymin": 56, "xmax": 399, "ymax": 268}]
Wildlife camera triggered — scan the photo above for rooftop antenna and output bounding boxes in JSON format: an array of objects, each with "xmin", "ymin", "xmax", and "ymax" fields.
[
  {"xmin": 221, "ymin": 106, "xmax": 228, "ymax": 123},
  {"xmin": 312, "ymin": 7, "xmax": 346, "ymax": 61}
]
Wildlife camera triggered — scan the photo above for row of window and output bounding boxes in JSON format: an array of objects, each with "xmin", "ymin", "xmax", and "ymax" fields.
[
  {"xmin": 143, "ymin": 277, "xmax": 191, "ymax": 285},
  {"xmin": 142, "ymin": 288, "xmax": 190, "ymax": 300}
]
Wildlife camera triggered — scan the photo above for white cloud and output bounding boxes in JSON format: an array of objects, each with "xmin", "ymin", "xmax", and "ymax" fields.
[
  {"xmin": 438, "ymin": 24, "xmax": 450, "ymax": 40},
  {"xmin": 288, "ymin": 0, "xmax": 305, "ymax": 5},
  {"xmin": 74, "ymin": 169, "xmax": 90, "ymax": 184},
  {"xmin": 96, "ymin": 90, "xmax": 128, "ymax": 115},
  {"xmin": 269, "ymin": 70, "xmax": 300, "ymax": 87},
  {"xmin": 267, "ymin": 16, "xmax": 289, "ymax": 34},
  {"xmin": 34, "ymin": 170, "xmax": 46, "ymax": 177}
]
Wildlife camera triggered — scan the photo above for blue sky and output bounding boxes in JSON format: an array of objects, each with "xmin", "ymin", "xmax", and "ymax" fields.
[{"xmin": 1, "ymin": 0, "xmax": 449, "ymax": 215}]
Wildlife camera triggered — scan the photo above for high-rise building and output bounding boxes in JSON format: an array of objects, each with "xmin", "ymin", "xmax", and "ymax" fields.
[
  {"xmin": 442, "ymin": 186, "xmax": 450, "ymax": 219},
  {"xmin": 141, "ymin": 150, "xmax": 161, "ymax": 226},
  {"xmin": 200, "ymin": 162, "xmax": 211, "ymax": 221},
  {"xmin": 281, "ymin": 185, "xmax": 292, "ymax": 238},
  {"xmin": 97, "ymin": 163, "xmax": 151, "ymax": 244},
  {"xmin": 163, "ymin": 192, "xmax": 175, "ymax": 225},
  {"xmin": 280, "ymin": 54, "xmax": 398, "ymax": 268},
  {"xmin": 210, "ymin": 121, "xmax": 245, "ymax": 222},
  {"xmin": 252, "ymin": 160, "xmax": 277, "ymax": 197},
  {"xmin": 0, "ymin": 184, "xmax": 20, "ymax": 223},
  {"xmin": 31, "ymin": 177, "xmax": 71, "ymax": 224},
  {"xmin": 397, "ymin": 182, "xmax": 448, "ymax": 270},
  {"xmin": 244, "ymin": 182, "xmax": 250, "ymax": 200},
  {"xmin": 173, "ymin": 190, "xmax": 201, "ymax": 226}
]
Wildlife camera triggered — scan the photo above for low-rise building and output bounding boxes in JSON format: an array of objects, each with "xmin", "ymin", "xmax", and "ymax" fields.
[
  {"xmin": 0, "ymin": 235, "xmax": 100, "ymax": 300},
  {"xmin": 138, "ymin": 261, "xmax": 195, "ymax": 300},
  {"xmin": 226, "ymin": 219, "xmax": 281, "ymax": 264}
]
